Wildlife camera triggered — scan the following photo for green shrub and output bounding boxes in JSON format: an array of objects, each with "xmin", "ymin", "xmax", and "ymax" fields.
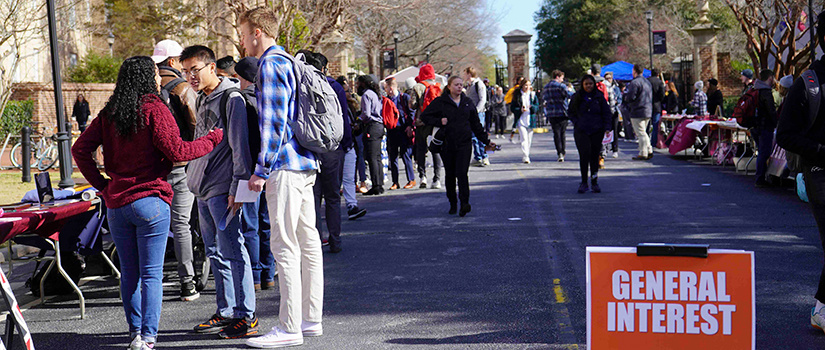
[
  {"xmin": 66, "ymin": 51, "xmax": 121, "ymax": 83},
  {"xmin": 722, "ymin": 96, "xmax": 739, "ymax": 118},
  {"xmin": 0, "ymin": 100, "xmax": 33, "ymax": 139}
]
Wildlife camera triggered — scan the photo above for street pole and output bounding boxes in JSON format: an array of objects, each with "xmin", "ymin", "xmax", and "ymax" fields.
[
  {"xmin": 426, "ymin": 50, "xmax": 430, "ymax": 63},
  {"xmin": 646, "ymin": 10, "xmax": 654, "ymax": 70},
  {"xmin": 392, "ymin": 30, "xmax": 400, "ymax": 73},
  {"xmin": 811, "ymin": 0, "xmax": 816, "ymax": 67},
  {"xmin": 47, "ymin": 0, "xmax": 74, "ymax": 189}
]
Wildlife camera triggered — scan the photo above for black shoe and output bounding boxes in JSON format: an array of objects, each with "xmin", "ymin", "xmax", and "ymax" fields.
[
  {"xmin": 459, "ymin": 203, "xmax": 471, "ymax": 217},
  {"xmin": 364, "ymin": 187, "xmax": 383, "ymax": 195},
  {"xmin": 647, "ymin": 153, "xmax": 654, "ymax": 160},
  {"xmin": 180, "ymin": 281, "xmax": 200, "ymax": 301},
  {"xmin": 347, "ymin": 206, "xmax": 367, "ymax": 220},
  {"xmin": 194, "ymin": 314, "xmax": 232, "ymax": 334},
  {"xmin": 218, "ymin": 316, "xmax": 259, "ymax": 339},
  {"xmin": 261, "ymin": 280, "xmax": 275, "ymax": 290},
  {"xmin": 449, "ymin": 203, "xmax": 457, "ymax": 215},
  {"xmin": 591, "ymin": 181, "xmax": 601, "ymax": 193},
  {"xmin": 578, "ymin": 182, "xmax": 589, "ymax": 194},
  {"xmin": 329, "ymin": 245, "xmax": 342, "ymax": 253},
  {"xmin": 755, "ymin": 178, "xmax": 771, "ymax": 188}
]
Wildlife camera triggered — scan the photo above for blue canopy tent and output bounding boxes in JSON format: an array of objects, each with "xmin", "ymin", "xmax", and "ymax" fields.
[{"xmin": 601, "ymin": 61, "xmax": 650, "ymax": 81}]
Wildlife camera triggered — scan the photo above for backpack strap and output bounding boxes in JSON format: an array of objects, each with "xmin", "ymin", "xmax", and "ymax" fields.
[
  {"xmin": 219, "ymin": 87, "xmax": 244, "ymax": 130},
  {"xmin": 161, "ymin": 77, "xmax": 186, "ymax": 102},
  {"xmin": 803, "ymin": 69, "xmax": 822, "ymax": 124}
]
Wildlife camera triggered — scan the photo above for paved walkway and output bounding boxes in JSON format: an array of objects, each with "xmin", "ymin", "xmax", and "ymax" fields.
[{"xmin": 2, "ymin": 131, "xmax": 821, "ymax": 349}]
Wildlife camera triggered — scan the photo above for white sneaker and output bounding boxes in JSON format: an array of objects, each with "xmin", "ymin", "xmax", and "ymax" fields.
[
  {"xmin": 431, "ymin": 181, "xmax": 441, "ymax": 189},
  {"xmin": 612, "ymin": 152, "xmax": 619, "ymax": 158},
  {"xmin": 128, "ymin": 335, "xmax": 144, "ymax": 350},
  {"xmin": 813, "ymin": 304, "xmax": 825, "ymax": 333},
  {"xmin": 558, "ymin": 155, "xmax": 565, "ymax": 162},
  {"xmin": 523, "ymin": 157, "xmax": 531, "ymax": 164},
  {"xmin": 301, "ymin": 321, "xmax": 323, "ymax": 337},
  {"xmin": 482, "ymin": 158, "xmax": 490, "ymax": 166},
  {"xmin": 245, "ymin": 326, "xmax": 303, "ymax": 348}
]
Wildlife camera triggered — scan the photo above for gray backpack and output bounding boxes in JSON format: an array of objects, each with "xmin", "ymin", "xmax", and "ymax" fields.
[{"xmin": 273, "ymin": 49, "xmax": 343, "ymax": 153}]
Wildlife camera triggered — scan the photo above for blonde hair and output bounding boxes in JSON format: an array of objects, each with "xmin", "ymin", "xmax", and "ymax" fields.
[
  {"xmin": 239, "ymin": 7, "xmax": 279, "ymax": 38},
  {"xmin": 464, "ymin": 67, "xmax": 478, "ymax": 78}
]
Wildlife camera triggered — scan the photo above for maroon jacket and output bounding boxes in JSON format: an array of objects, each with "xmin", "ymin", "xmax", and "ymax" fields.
[{"xmin": 72, "ymin": 94, "xmax": 222, "ymax": 209}]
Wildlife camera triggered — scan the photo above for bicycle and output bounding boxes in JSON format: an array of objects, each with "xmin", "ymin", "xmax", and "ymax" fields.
[{"xmin": 10, "ymin": 122, "xmax": 60, "ymax": 171}]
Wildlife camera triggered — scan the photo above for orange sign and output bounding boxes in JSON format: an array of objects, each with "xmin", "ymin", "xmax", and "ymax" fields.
[{"xmin": 587, "ymin": 247, "xmax": 754, "ymax": 350}]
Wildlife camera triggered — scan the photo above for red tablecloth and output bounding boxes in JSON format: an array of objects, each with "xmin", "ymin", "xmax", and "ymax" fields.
[{"xmin": 0, "ymin": 200, "xmax": 94, "ymax": 244}]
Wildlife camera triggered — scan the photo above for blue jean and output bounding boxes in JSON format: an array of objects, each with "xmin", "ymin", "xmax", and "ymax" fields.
[
  {"xmin": 650, "ymin": 111, "xmax": 662, "ymax": 147},
  {"xmin": 198, "ymin": 194, "xmax": 255, "ymax": 318},
  {"xmin": 472, "ymin": 112, "xmax": 488, "ymax": 161},
  {"xmin": 240, "ymin": 191, "xmax": 276, "ymax": 285},
  {"xmin": 753, "ymin": 127, "xmax": 775, "ymax": 181},
  {"xmin": 108, "ymin": 196, "xmax": 170, "ymax": 344}
]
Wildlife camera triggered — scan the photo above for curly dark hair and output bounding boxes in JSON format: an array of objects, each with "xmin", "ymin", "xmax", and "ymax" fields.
[{"xmin": 103, "ymin": 56, "xmax": 161, "ymax": 136}]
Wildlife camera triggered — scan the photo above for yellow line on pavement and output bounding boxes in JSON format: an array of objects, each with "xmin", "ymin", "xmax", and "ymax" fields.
[{"xmin": 553, "ymin": 278, "xmax": 567, "ymax": 303}]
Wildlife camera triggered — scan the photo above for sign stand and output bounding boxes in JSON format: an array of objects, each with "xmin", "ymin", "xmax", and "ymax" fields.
[
  {"xmin": 587, "ymin": 244, "xmax": 755, "ymax": 350},
  {"xmin": 0, "ymin": 266, "xmax": 34, "ymax": 350}
]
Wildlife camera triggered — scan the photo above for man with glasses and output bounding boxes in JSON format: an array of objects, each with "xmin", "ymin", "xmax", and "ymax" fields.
[
  {"xmin": 152, "ymin": 39, "xmax": 201, "ymax": 302},
  {"xmin": 181, "ymin": 45, "xmax": 259, "ymax": 340}
]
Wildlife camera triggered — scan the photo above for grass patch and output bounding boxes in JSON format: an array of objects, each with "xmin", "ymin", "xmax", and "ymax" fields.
[{"xmin": 0, "ymin": 171, "xmax": 87, "ymax": 204}]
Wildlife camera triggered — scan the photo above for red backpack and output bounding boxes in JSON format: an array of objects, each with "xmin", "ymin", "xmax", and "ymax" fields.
[
  {"xmin": 420, "ymin": 81, "xmax": 442, "ymax": 112},
  {"xmin": 732, "ymin": 89, "xmax": 759, "ymax": 128},
  {"xmin": 381, "ymin": 96, "xmax": 400, "ymax": 129}
]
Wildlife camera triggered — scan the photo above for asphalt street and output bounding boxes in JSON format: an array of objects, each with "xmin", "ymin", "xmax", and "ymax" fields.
[{"xmin": 1, "ymin": 130, "xmax": 821, "ymax": 349}]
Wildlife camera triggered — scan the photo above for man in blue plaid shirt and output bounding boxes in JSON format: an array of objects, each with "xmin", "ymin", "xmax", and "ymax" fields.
[
  {"xmin": 541, "ymin": 69, "xmax": 574, "ymax": 161},
  {"xmin": 240, "ymin": 7, "xmax": 324, "ymax": 349}
]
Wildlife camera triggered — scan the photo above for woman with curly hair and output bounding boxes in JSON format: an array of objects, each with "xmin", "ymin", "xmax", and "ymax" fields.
[{"xmin": 72, "ymin": 56, "xmax": 223, "ymax": 350}]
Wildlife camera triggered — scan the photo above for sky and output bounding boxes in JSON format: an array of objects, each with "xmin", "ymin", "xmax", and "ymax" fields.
[{"xmin": 490, "ymin": 0, "xmax": 542, "ymax": 61}]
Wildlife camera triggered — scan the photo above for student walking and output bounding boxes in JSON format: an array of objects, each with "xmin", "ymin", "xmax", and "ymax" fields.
[
  {"xmin": 384, "ymin": 77, "xmax": 416, "ymax": 189},
  {"xmin": 623, "ymin": 64, "xmax": 653, "ymax": 160},
  {"xmin": 491, "ymin": 86, "xmax": 507, "ymax": 138},
  {"xmin": 410, "ymin": 64, "xmax": 444, "ymax": 189},
  {"xmin": 510, "ymin": 80, "xmax": 539, "ymax": 163},
  {"xmin": 71, "ymin": 94, "xmax": 90, "ymax": 132},
  {"xmin": 569, "ymin": 75, "xmax": 612, "ymax": 194},
  {"xmin": 542, "ymin": 70, "xmax": 573, "ymax": 162},
  {"xmin": 71, "ymin": 56, "xmax": 223, "ymax": 350},
  {"xmin": 420, "ymin": 75, "xmax": 496, "ymax": 217}
]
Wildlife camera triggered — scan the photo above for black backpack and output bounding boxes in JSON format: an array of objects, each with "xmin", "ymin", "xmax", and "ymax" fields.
[
  {"xmin": 160, "ymin": 77, "xmax": 194, "ymax": 141},
  {"xmin": 219, "ymin": 87, "xmax": 261, "ymax": 165}
]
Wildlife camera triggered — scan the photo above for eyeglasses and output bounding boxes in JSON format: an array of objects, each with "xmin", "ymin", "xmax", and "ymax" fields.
[{"xmin": 183, "ymin": 65, "xmax": 208, "ymax": 78}]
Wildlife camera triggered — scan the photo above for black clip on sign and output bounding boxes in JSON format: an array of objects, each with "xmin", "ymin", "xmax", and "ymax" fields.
[{"xmin": 636, "ymin": 243, "xmax": 709, "ymax": 258}]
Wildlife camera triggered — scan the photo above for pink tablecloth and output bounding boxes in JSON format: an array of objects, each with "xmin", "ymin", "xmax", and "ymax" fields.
[{"xmin": 0, "ymin": 200, "xmax": 93, "ymax": 244}]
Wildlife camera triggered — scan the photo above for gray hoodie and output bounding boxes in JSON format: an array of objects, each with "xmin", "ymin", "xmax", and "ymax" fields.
[
  {"xmin": 464, "ymin": 77, "xmax": 487, "ymax": 114},
  {"xmin": 187, "ymin": 77, "xmax": 253, "ymax": 200}
]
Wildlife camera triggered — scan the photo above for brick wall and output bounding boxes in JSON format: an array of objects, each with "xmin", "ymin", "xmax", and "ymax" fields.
[
  {"xmin": 10, "ymin": 82, "xmax": 115, "ymax": 135},
  {"xmin": 716, "ymin": 53, "xmax": 741, "ymax": 98},
  {"xmin": 511, "ymin": 54, "xmax": 525, "ymax": 86}
]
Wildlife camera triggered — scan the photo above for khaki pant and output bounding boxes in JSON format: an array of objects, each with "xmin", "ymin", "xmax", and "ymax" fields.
[
  {"xmin": 631, "ymin": 118, "xmax": 652, "ymax": 157},
  {"xmin": 266, "ymin": 170, "xmax": 323, "ymax": 334}
]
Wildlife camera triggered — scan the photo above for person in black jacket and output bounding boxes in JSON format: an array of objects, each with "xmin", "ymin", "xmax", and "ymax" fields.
[
  {"xmin": 569, "ymin": 75, "xmax": 612, "ymax": 194},
  {"xmin": 72, "ymin": 94, "xmax": 90, "ymax": 132},
  {"xmin": 707, "ymin": 78, "xmax": 724, "ymax": 116},
  {"xmin": 664, "ymin": 81, "xmax": 680, "ymax": 114},
  {"xmin": 753, "ymin": 70, "xmax": 778, "ymax": 188},
  {"xmin": 648, "ymin": 69, "xmax": 665, "ymax": 148},
  {"xmin": 421, "ymin": 75, "xmax": 496, "ymax": 217},
  {"xmin": 777, "ymin": 11, "xmax": 825, "ymax": 331}
]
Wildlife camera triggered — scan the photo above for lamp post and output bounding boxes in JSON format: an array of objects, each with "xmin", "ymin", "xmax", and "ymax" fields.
[
  {"xmin": 612, "ymin": 31, "xmax": 619, "ymax": 57},
  {"xmin": 426, "ymin": 50, "xmax": 430, "ymax": 63},
  {"xmin": 47, "ymin": 0, "xmax": 74, "ymax": 188},
  {"xmin": 107, "ymin": 32, "xmax": 115, "ymax": 56},
  {"xmin": 392, "ymin": 30, "xmax": 399, "ymax": 73},
  {"xmin": 645, "ymin": 10, "xmax": 653, "ymax": 70}
]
